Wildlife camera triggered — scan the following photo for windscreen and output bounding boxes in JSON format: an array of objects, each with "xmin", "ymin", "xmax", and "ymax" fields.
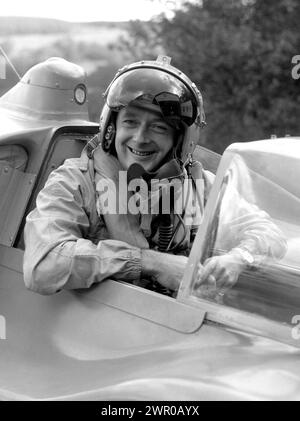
[{"xmin": 185, "ymin": 145, "xmax": 300, "ymax": 333}]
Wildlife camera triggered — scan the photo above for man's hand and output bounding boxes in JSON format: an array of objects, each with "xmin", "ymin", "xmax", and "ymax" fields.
[
  {"xmin": 194, "ymin": 250, "xmax": 247, "ymax": 299},
  {"xmin": 141, "ymin": 249, "xmax": 188, "ymax": 291}
]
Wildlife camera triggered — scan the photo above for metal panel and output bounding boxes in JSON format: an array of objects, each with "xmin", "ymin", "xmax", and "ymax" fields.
[
  {"xmin": 77, "ymin": 280, "xmax": 206, "ymax": 334},
  {"xmin": 0, "ymin": 163, "xmax": 36, "ymax": 246},
  {"xmin": 0, "ymin": 244, "xmax": 23, "ymax": 275}
]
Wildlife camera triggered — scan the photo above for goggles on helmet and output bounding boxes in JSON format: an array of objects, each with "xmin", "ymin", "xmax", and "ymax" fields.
[{"xmin": 104, "ymin": 62, "xmax": 204, "ymax": 130}]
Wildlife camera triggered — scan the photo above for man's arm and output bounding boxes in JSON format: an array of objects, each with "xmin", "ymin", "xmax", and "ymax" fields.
[
  {"xmin": 24, "ymin": 160, "xmax": 187, "ymax": 295},
  {"xmin": 23, "ymin": 161, "xmax": 142, "ymax": 295}
]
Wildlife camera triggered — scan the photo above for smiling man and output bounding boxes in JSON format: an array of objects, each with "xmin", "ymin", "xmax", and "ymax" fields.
[
  {"xmin": 23, "ymin": 56, "xmax": 286, "ymax": 297},
  {"xmin": 115, "ymin": 103, "xmax": 175, "ymax": 172}
]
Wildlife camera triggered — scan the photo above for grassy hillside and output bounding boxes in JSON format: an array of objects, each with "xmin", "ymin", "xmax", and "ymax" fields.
[
  {"xmin": 0, "ymin": 16, "xmax": 129, "ymax": 35},
  {"xmin": 0, "ymin": 16, "xmax": 70, "ymax": 35}
]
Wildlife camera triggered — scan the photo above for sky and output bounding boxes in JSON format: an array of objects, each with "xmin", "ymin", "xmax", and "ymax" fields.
[{"xmin": 0, "ymin": 0, "xmax": 179, "ymax": 21}]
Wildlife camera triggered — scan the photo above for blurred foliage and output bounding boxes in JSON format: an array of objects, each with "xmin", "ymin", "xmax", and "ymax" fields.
[
  {"xmin": 114, "ymin": 0, "xmax": 300, "ymax": 152},
  {"xmin": 110, "ymin": 19, "xmax": 164, "ymax": 61},
  {"xmin": 87, "ymin": 62, "xmax": 121, "ymax": 122}
]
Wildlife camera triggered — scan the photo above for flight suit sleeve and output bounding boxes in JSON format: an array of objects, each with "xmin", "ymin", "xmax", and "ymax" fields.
[{"xmin": 23, "ymin": 163, "xmax": 142, "ymax": 295}]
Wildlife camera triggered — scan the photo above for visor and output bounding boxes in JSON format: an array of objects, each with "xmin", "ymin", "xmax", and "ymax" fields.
[{"xmin": 105, "ymin": 68, "xmax": 199, "ymax": 128}]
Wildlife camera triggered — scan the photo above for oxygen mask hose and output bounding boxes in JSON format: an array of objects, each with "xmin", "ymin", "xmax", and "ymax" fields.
[
  {"xmin": 127, "ymin": 160, "xmax": 184, "ymax": 253},
  {"xmin": 157, "ymin": 179, "xmax": 176, "ymax": 252},
  {"xmin": 158, "ymin": 214, "xmax": 174, "ymax": 252}
]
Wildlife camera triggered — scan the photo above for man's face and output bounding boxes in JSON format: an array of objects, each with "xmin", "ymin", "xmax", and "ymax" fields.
[{"xmin": 115, "ymin": 104, "xmax": 175, "ymax": 172}]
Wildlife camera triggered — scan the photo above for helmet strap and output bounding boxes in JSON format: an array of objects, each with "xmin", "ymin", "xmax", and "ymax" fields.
[{"xmin": 102, "ymin": 121, "xmax": 116, "ymax": 152}]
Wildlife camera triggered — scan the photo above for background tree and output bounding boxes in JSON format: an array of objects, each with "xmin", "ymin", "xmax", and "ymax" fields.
[{"xmin": 117, "ymin": 0, "xmax": 300, "ymax": 153}]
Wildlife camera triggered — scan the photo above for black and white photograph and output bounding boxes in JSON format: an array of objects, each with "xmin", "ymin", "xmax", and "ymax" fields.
[{"xmin": 0, "ymin": 0, "xmax": 300, "ymax": 405}]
